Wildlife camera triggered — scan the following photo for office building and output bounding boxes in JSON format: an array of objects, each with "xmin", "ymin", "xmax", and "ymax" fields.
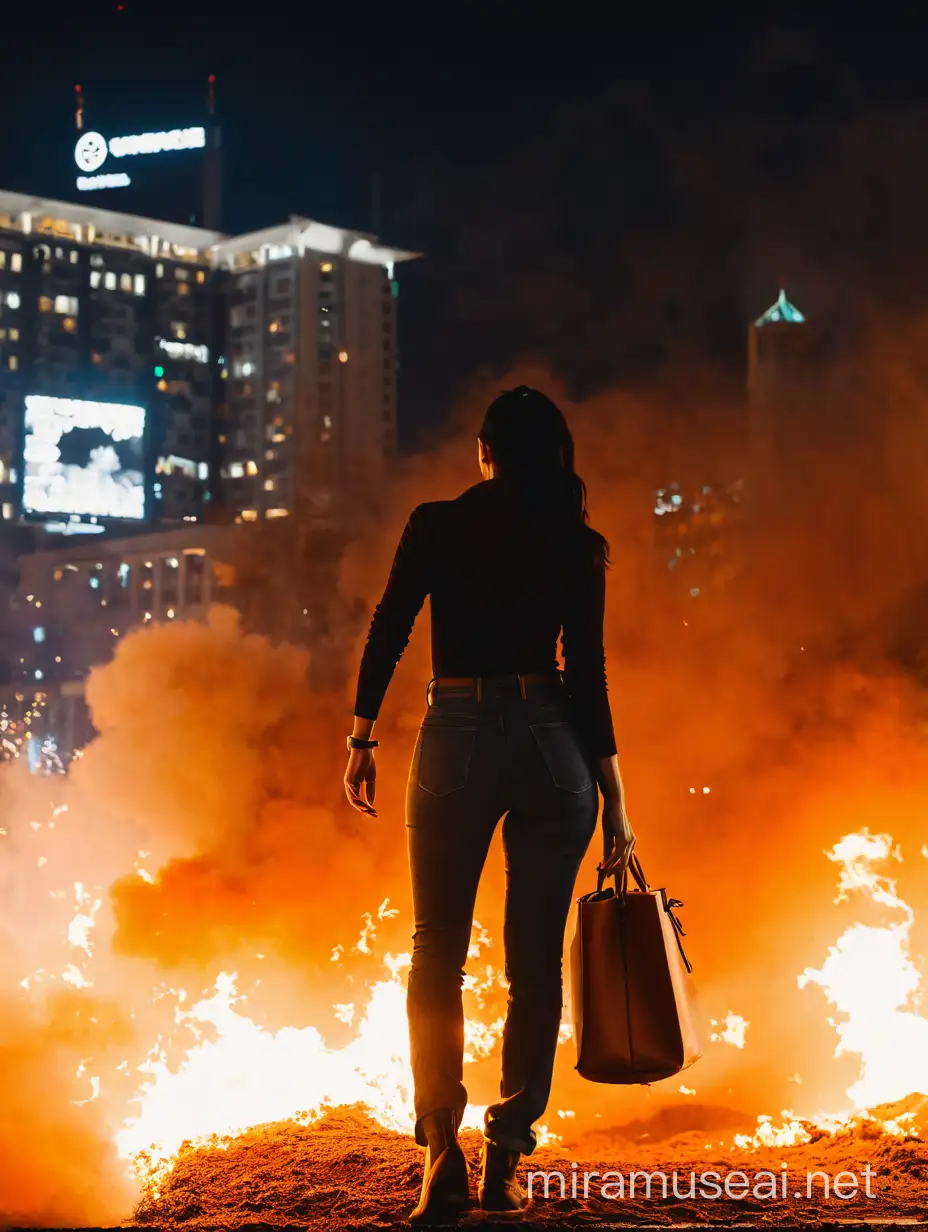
[
  {"xmin": 6, "ymin": 523, "xmax": 239, "ymax": 754},
  {"xmin": 0, "ymin": 191, "xmax": 218, "ymax": 530},
  {"xmin": 653, "ymin": 479, "xmax": 745, "ymax": 601},
  {"xmin": 747, "ymin": 288, "xmax": 834, "ymax": 511},
  {"xmin": 0, "ymin": 191, "xmax": 417, "ymax": 539}
]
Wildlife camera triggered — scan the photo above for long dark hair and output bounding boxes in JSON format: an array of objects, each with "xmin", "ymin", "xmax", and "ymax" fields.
[{"xmin": 478, "ymin": 385, "xmax": 610, "ymax": 567}]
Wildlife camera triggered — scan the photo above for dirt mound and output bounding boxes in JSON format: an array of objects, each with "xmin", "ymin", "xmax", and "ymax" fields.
[{"xmin": 131, "ymin": 1105, "xmax": 928, "ymax": 1229}]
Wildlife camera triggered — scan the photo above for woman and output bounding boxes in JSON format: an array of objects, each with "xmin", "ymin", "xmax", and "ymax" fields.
[{"xmin": 344, "ymin": 386, "xmax": 635, "ymax": 1224}]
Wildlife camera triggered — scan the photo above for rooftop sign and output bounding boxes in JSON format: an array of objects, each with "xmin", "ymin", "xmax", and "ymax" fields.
[{"xmin": 74, "ymin": 127, "xmax": 206, "ymax": 192}]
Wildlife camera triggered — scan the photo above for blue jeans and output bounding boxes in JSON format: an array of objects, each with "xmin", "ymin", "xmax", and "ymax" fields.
[{"xmin": 405, "ymin": 673, "xmax": 598, "ymax": 1154}]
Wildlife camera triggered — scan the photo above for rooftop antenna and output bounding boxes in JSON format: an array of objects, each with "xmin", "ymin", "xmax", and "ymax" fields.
[
  {"xmin": 74, "ymin": 83, "xmax": 84, "ymax": 131},
  {"xmin": 202, "ymin": 73, "xmax": 223, "ymax": 230}
]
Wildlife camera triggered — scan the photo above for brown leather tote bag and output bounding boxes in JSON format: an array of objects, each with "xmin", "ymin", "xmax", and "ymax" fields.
[{"xmin": 570, "ymin": 853, "xmax": 702, "ymax": 1083}]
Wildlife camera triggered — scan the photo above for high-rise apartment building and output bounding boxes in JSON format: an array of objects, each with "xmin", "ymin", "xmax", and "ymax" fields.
[
  {"xmin": 0, "ymin": 191, "xmax": 417, "ymax": 540},
  {"xmin": 211, "ymin": 220, "xmax": 411, "ymax": 525}
]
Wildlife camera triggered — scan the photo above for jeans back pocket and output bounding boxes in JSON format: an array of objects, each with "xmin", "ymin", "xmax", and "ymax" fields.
[
  {"xmin": 417, "ymin": 724, "xmax": 478, "ymax": 796},
  {"xmin": 530, "ymin": 721, "xmax": 593, "ymax": 793}
]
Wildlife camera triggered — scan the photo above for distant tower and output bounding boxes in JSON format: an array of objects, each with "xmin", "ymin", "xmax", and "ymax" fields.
[
  {"xmin": 202, "ymin": 73, "xmax": 222, "ymax": 231},
  {"xmin": 747, "ymin": 289, "xmax": 829, "ymax": 512}
]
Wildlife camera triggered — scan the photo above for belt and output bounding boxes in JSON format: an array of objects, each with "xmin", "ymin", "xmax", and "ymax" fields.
[{"xmin": 427, "ymin": 671, "xmax": 562, "ymax": 704}]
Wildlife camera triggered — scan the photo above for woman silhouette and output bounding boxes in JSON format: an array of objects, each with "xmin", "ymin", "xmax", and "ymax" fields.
[{"xmin": 344, "ymin": 386, "xmax": 635, "ymax": 1224}]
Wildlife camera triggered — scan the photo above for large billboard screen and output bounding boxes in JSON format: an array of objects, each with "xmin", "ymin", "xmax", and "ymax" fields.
[{"xmin": 23, "ymin": 395, "xmax": 146, "ymax": 521}]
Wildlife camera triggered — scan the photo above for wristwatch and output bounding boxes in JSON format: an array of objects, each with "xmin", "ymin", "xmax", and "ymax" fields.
[{"xmin": 347, "ymin": 735, "xmax": 379, "ymax": 750}]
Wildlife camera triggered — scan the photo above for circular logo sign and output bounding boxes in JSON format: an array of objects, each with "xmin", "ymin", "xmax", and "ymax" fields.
[{"xmin": 74, "ymin": 131, "xmax": 108, "ymax": 173}]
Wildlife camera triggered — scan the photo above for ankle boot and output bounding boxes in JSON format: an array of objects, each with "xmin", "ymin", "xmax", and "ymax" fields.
[
  {"xmin": 409, "ymin": 1108, "xmax": 471, "ymax": 1225},
  {"xmin": 478, "ymin": 1139, "xmax": 527, "ymax": 1211}
]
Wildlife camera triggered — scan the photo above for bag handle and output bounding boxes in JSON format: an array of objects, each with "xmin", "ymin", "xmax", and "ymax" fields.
[
  {"xmin": 595, "ymin": 852, "xmax": 694, "ymax": 973},
  {"xmin": 596, "ymin": 851, "xmax": 648, "ymax": 897}
]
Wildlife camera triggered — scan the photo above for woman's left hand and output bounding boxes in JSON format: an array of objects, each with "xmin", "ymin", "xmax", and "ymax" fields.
[
  {"xmin": 598, "ymin": 794, "xmax": 636, "ymax": 881},
  {"xmin": 344, "ymin": 748, "xmax": 378, "ymax": 817}
]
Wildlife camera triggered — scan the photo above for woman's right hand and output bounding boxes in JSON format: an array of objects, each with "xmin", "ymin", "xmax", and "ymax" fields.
[
  {"xmin": 599, "ymin": 793, "xmax": 636, "ymax": 881},
  {"xmin": 344, "ymin": 747, "xmax": 378, "ymax": 817}
]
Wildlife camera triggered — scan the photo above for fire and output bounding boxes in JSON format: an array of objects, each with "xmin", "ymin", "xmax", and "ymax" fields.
[
  {"xmin": 117, "ymin": 963, "xmax": 432, "ymax": 1191},
  {"xmin": 111, "ymin": 823, "xmax": 928, "ymax": 1182},
  {"xmin": 735, "ymin": 827, "xmax": 927, "ymax": 1149},
  {"xmin": 709, "ymin": 1012, "xmax": 749, "ymax": 1049},
  {"xmin": 6, "ymin": 769, "xmax": 926, "ymax": 1210},
  {"xmin": 798, "ymin": 829, "xmax": 928, "ymax": 1109},
  {"xmin": 113, "ymin": 934, "xmax": 562, "ymax": 1192}
]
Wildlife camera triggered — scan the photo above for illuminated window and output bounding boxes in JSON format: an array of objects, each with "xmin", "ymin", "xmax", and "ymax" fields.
[
  {"xmin": 226, "ymin": 461, "xmax": 245, "ymax": 479},
  {"xmin": 171, "ymin": 322, "xmax": 187, "ymax": 340},
  {"xmin": 196, "ymin": 269, "xmax": 205, "ymax": 284},
  {"xmin": 38, "ymin": 296, "xmax": 53, "ymax": 313},
  {"xmin": 33, "ymin": 627, "xmax": 45, "ymax": 643},
  {"xmin": 7, "ymin": 355, "xmax": 17, "ymax": 371},
  {"xmin": 134, "ymin": 274, "xmax": 145, "ymax": 296},
  {"xmin": 240, "ymin": 509, "xmax": 258, "ymax": 522},
  {"xmin": 266, "ymin": 508, "xmax": 289, "ymax": 518},
  {"xmin": 245, "ymin": 460, "xmax": 258, "ymax": 476},
  {"xmin": 90, "ymin": 270, "xmax": 101, "ymax": 289},
  {"xmin": 264, "ymin": 478, "xmax": 275, "ymax": 491},
  {"xmin": 338, "ymin": 350, "xmax": 348, "ymax": 363},
  {"xmin": 119, "ymin": 273, "xmax": 132, "ymax": 293},
  {"xmin": 177, "ymin": 282, "xmax": 190, "ymax": 297},
  {"xmin": 155, "ymin": 263, "xmax": 164, "ymax": 278},
  {"xmin": 320, "ymin": 261, "xmax": 333, "ymax": 273},
  {"xmin": 7, "ymin": 328, "xmax": 18, "ymax": 342},
  {"xmin": 61, "ymin": 317, "xmax": 77, "ymax": 334},
  {"xmin": 104, "ymin": 271, "xmax": 116, "ymax": 290},
  {"xmin": 0, "ymin": 252, "xmax": 4, "ymax": 269},
  {"xmin": 70, "ymin": 249, "xmax": 79, "ymax": 265},
  {"xmin": 11, "ymin": 252, "xmax": 21, "ymax": 272},
  {"xmin": 1, "ymin": 503, "xmax": 11, "ymax": 519},
  {"xmin": 54, "ymin": 295, "xmax": 78, "ymax": 314}
]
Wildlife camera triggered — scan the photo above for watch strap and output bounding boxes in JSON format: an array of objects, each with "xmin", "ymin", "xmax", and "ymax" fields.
[{"xmin": 347, "ymin": 735, "xmax": 379, "ymax": 750}]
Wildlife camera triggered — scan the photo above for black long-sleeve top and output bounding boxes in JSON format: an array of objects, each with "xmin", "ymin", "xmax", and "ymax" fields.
[{"xmin": 353, "ymin": 477, "xmax": 617, "ymax": 759}]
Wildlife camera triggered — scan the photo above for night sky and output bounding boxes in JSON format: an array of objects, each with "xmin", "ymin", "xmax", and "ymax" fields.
[{"xmin": 2, "ymin": 7, "xmax": 927, "ymax": 437}]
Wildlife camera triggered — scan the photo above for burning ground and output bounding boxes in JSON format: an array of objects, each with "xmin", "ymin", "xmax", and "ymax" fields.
[
  {"xmin": 4, "ymin": 360, "xmax": 928, "ymax": 1227},
  {"xmin": 131, "ymin": 1102, "xmax": 928, "ymax": 1229}
]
